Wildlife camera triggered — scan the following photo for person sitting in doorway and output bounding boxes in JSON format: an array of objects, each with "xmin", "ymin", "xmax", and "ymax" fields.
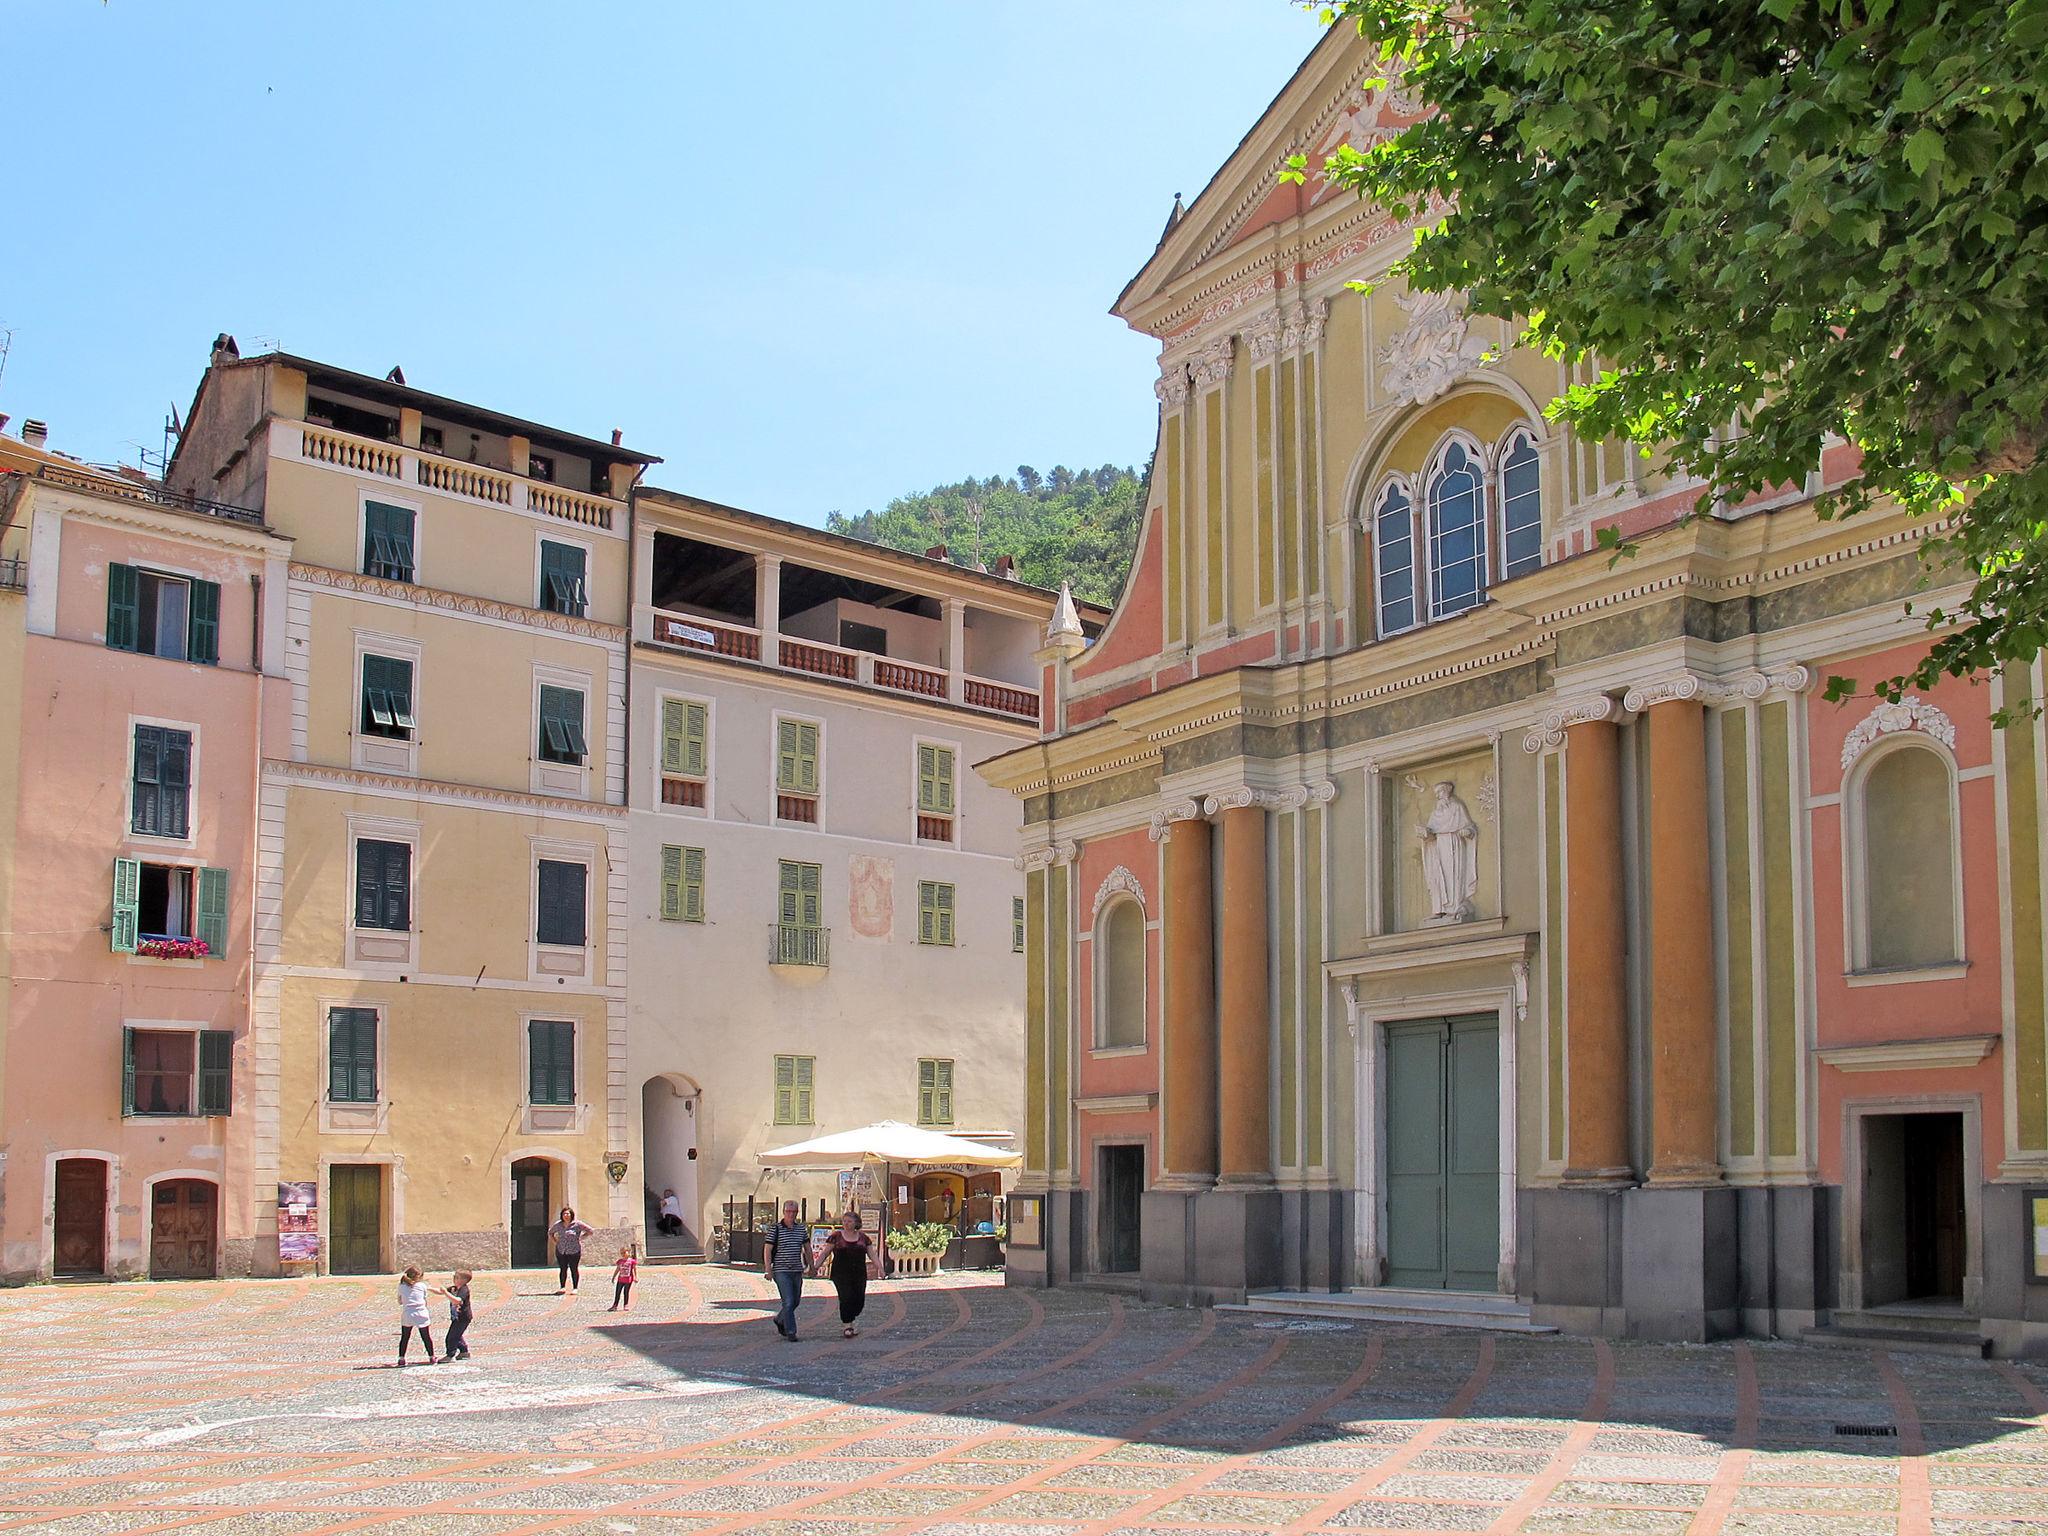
[{"xmin": 657, "ymin": 1188, "xmax": 685, "ymax": 1237}]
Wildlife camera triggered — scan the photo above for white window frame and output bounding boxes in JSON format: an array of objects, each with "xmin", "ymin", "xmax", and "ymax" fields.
[
  {"xmin": 531, "ymin": 662, "xmax": 595, "ymax": 799},
  {"xmin": 520, "ymin": 1011, "xmax": 588, "ymax": 1134},
  {"xmin": 1841, "ymin": 733, "xmax": 1969, "ymax": 982},
  {"xmin": 351, "ymin": 629, "xmax": 423, "ymax": 777},
  {"xmin": 344, "ymin": 812, "xmax": 421, "ymax": 973},
  {"xmin": 770, "ymin": 709, "xmax": 826, "ymax": 829},
  {"xmin": 317, "ymin": 997, "xmax": 390, "ymax": 1134},
  {"xmin": 1367, "ymin": 473, "xmax": 1421, "ymax": 641},
  {"xmin": 357, "ymin": 488, "xmax": 423, "ymax": 586},
  {"xmin": 655, "ymin": 689, "xmax": 715, "ymax": 819},
  {"xmin": 1494, "ymin": 425, "xmax": 1544, "ymax": 582},
  {"xmin": 124, "ymin": 713, "xmax": 202, "ymax": 850},
  {"xmin": 1422, "ymin": 430, "xmax": 1491, "ymax": 623},
  {"xmin": 528, "ymin": 835, "xmax": 596, "ymax": 985},
  {"xmin": 911, "ymin": 733, "xmax": 963, "ymax": 847},
  {"xmin": 1091, "ymin": 894, "xmax": 1149, "ymax": 1054},
  {"xmin": 534, "ymin": 528, "xmax": 594, "ymax": 617}
]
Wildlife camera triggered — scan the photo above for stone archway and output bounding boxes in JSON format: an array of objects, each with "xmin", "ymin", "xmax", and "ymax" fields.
[{"xmin": 641, "ymin": 1073, "xmax": 701, "ymax": 1250}]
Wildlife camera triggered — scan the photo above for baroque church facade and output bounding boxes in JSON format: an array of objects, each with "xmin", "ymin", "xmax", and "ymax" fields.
[{"xmin": 979, "ymin": 28, "xmax": 2048, "ymax": 1355}]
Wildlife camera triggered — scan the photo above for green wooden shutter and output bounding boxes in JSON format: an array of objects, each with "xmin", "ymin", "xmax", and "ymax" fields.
[
  {"xmin": 528, "ymin": 1020, "xmax": 575, "ymax": 1105},
  {"xmin": 106, "ymin": 563, "xmax": 139, "ymax": 651},
  {"xmin": 793, "ymin": 1055, "xmax": 814, "ymax": 1123},
  {"xmin": 661, "ymin": 700, "xmax": 688, "ymax": 775},
  {"xmin": 528, "ymin": 1020, "xmax": 547, "ymax": 1104},
  {"xmin": 935, "ymin": 1059, "xmax": 954, "ymax": 1124},
  {"xmin": 918, "ymin": 880, "xmax": 936, "ymax": 945},
  {"xmin": 799, "ymin": 862, "xmax": 821, "ymax": 928},
  {"xmin": 329, "ymin": 1009, "xmax": 378, "ymax": 1103},
  {"xmin": 778, "ymin": 860, "xmax": 801, "ymax": 928},
  {"xmin": 122, "ymin": 1027, "xmax": 137, "ymax": 1115},
  {"xmin": 198, "ymin": 1029, "xmax": 233, "ymax": 1116},
  {"xmin": 683, "ymin": 702, "xmax": 707, "ymax": 777},
  {"xmin": 196, "ymin": 867, "xmax": 228, "ymax": 959},
  {"xmin": 935, "ymin": 882, "xmax": 955, "ymax": 947},
  {"xmin": 354, "ymin": 842, "xmax": 381, "ymax": 928},
  {"xmin": 917, "ymin": 746, "xmax": 955, "ymax": 814},
  {"xmin": 919, "ymin": 1057, "xmax": 937, "ymax": 1123},
  {"xmin": 774, "ymin": 1054, "xmax": 795, "ymax": 1123},
  {"xmin": 660, "ymin": 845, "xmax": 685, "ymax": 921},
  {"xmin": 131, "ymin": 726, "xmax": 161, "ymax": 834},
  {"xmin": 1012, "ymin": 895, "xmax": 1026, "ymax": 953},
  {"xmin": 776, "ymin": 719, "xmax": 799, "ymax": 791},
  {"xmin": 796, "ymin": 722, "xmax": 819, "ymax": 794},
  {"xmin": 163, "ymin": 730, "xmax": 190, "ymax": 837},
  {"xmin": 188, "ymin": 580, "xmax": 220, "ymax": 665},
  {"xmin": 682, "ymin": 847, "xmax": 705, "ymax": 923},
  {"xmin": 553, "ymin": 1024, "xmax": 575, "ymax": 1105},
  {"xmin": 111, "ymin": 858, "xmax": 140, "ymax": 953}
]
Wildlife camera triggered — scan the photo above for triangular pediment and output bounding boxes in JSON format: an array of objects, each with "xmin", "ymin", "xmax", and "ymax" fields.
[{"xmin": 1115, "ymin": 26, "xmax": 1421, "ymax": 336}]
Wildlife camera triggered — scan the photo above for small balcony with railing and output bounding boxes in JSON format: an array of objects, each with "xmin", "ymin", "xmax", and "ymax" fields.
[
  {"xmin": 770, "ymin": 923, "xmax": 831, "ymax": 967},
  {"xmin": 642, "ymin": 528, "xmax": 1044, "ymax": 726}
]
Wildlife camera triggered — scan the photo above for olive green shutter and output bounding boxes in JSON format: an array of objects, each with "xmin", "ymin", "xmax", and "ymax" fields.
[
  {"xmin": 1012, "ymin": 895, "xmax": 1026, "ymax": 953},
  {"xmin": 111, "ymin": 858, "xmax": 141, "ymax": 953},
  {"xmin": 661, "ymin": 699, "xmax": 707, "ymax": 778},
  {"xmin": 776, "ymin": 720, "xmax": 800, "ymax": 791},
  {"xmin": 777, "ymin": 720, "xmax": 819, "ymax": 794},
  {"xmin": 682, "ymin": 847, "xmax": 705, "ymax": 922},
  {"xmin": 778, "ymin": 860, "xmax": 801, "ymax": 928},
  {"xmin": 799, "ymin": 861, "xmax": 820, "ymax": 927},
  {"xmin": 198, "ymin": 1029, "xmax": 233, "ymax": 1116},
  {"xmin": 188, "ymin": 580, "xmax": 221, "ymax": 665},
  {"xmin": 660, "ymin": 845, "xmax": 685, "ymax": 921},
  {"xmin": 793, "ymin": 1055, "xmax": 814, "ymax": 1123},
  {"xmin": 774, "ymin": 1054, "xmax": 796, "ymax": 1123},
  {"xmin": 918, "ymin": 881, "xmax": 955, "ymax": 945},
  {"xmin": 106, "ymin": 563, "xmax": 139, "ymax": 651},
  {"xmin": 935, "ymin": 1059, "xmax": 953, "ymax": 1123},
  {"xmin": 121, "ymin": 1027, "xmax": 138, "ymax": 1114},
  {"xmin": 919, "ymin": 1058, "xmax": 938, "ymax": 1122},
  {"xmin": 195, "ymin": 867, "xmax": 229, "ymax": 958},
  {"xmin": 935, "ymin": 882, "xmax": 955, "ymax": 946},
  {"xmin": 918, "ymin": 745, "xmax": 955, "ymax": 815}
]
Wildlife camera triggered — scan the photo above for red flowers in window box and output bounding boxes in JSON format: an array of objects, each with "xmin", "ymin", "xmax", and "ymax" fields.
[{"xmin": 137, "ymin": 937, "xmax": 210, "ymax": 960}]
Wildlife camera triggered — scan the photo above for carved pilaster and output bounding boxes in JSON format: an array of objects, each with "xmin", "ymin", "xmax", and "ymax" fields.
[
  {"xmin": 1147, "ymin": 798, "xmax": 1204, "ymax": 843},
  {"xmin": 1522, "ymin": 694, "xmax": 1619, "ymax": 753}
]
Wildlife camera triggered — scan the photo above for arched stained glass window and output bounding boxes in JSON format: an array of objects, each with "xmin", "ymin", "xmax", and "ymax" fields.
[
  {"xmin": 1428, "ymin": 441, "xmax": 1484, "ymax": 618},
  {"xmin": 1499, "ymin": 431, "xmax": 1541, "ymax": 579},
  {"xmin": 1375, "ymin": 482, "xmax": 1416, "ymax": 637}
]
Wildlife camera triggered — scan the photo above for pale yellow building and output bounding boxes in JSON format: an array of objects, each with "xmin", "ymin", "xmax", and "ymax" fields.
[{"xmin": 169, "ymin": 340, "xmax": 656, "ymax": 1273}]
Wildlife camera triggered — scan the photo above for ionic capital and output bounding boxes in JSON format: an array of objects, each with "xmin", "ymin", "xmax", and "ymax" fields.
[{"xmin": 1521, "ymin": 693, "xmax": 1619, "ymax": 753}]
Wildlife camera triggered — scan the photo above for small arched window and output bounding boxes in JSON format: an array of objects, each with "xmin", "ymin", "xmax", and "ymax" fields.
[
  {"xmin": 1854, "ymin": 741, "xmax": 1962, "ymax": 970},
  {"xmin": 1427, "ymin": 441, "xmax": 1486, "ymax": 619},
  {"xmin": 1498, "ymin": 430, "xmax": 1541, "ymax": 580},
  {"xmin": 1095, "ymin": 898, "xmax": 1146, "ymax": 1049},
  {"xmin": 1374, "ymin": 481, "xmax": 1416, "ymax": 637}
]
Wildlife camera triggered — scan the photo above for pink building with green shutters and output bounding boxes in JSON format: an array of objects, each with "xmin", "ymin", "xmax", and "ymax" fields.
[{"xmin": 0, "ymin": 438, "xmax": 291, "ymax": 1283}]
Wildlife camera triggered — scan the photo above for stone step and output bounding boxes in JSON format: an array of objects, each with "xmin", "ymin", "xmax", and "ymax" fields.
[
  {"xmin": 1232, "ymin": 1289, "xmax": 1559, "ymax": 1335},
  {"xmin": 643, "ymin": 1251, "xmax": 708, "ymax": 1266},
  {"xmin": 1802, "ymin": 1325, "xmax": 1988, "ymax": 1358},
  {"xmin": 1831, "ymin": 1308, "xmax": 1981, "ymax": 1336}
]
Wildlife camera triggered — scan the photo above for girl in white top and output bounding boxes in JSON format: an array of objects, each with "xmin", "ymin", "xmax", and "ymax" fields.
[{"xmin": 397, "ymin": 1266, "xmax": 441, "ymax": 1365}]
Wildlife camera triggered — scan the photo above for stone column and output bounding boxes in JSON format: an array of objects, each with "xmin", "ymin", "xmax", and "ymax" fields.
[
  {"xmin": 1216, "ymin": 803, "xmax": 1272, "ymax": 1184},
  {"xmin": 1564, "ymin": 715, "xmax": 1632, "ymax": 1182},
  {"xmin": 754, "ymin": 554, "xmax": 782, "ymax": 663},
  {"xmin": 1642, "ymin": 696, "xmax": 1720, "ymax": 1184},
  {"xmin": 1159, "ymin": 814, "xmax": 1217, "ymax": 1186},
  {"xmin": 944, "ymin": 597, "xmax": 967, "ymax": 704}
]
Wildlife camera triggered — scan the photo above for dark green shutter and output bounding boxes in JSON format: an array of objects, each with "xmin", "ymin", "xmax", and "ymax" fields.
[
  {"xmin": 121, "ymin": 1026, "xmax": 138, "ymax": 1114},
  {"xmin": 196, "ymin": 867, "xmax": 228, "ymax": 958},
  {"xmin": 356, "ymin": 840, "xmax": 410, "ymax": 931},
  {"xmin": 162, "ymin": 730, "xmax": 190, "ymax": 837},
  {"xmin": 538, "ymin": 861, "xmax": 586, "ymax": 947},
  {"xmin": 198, "ymin": 1029, "xmax": 233, "ymax": 1116},
  {"xmin": 329, "ymin": 1009, "xmax": 378, "ymax": 1103},
  {"xmin": 131, "ymin": 726, "xmax": 161, "ymax": 834},
  {"xmin": 107, "ymin": 563, "xmax": 139, "ymax": 651},
  {"xmin": 111, "ymin": 858, "xmax": 141, "ymax": 953},
  {"xmin": 188, "ymin": 580, "xmax": 220, "ymax": 665},
  {"xmin": 529, "ymin": 1020, "xmax": 574, "ymax": 1105}
]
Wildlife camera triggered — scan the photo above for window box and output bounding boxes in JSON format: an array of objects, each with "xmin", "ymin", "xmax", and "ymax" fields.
[
  {"xmin": 136, "ymin": 936, "xmax": 211, "ymax": 961},
  {"xmin": 112, "ymin": 859, "xmax": 227, "ymax": 958}
]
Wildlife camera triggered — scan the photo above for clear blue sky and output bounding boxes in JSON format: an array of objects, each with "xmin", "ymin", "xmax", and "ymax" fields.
[{"xmin": 2, "ymin": 3, "xmax": 1321, "ymax": 522}]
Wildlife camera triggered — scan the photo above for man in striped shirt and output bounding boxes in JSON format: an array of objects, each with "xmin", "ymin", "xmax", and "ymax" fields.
[{"xmin": 763, "ymin": 1200, "xmax": 809, "ymax": 1341}]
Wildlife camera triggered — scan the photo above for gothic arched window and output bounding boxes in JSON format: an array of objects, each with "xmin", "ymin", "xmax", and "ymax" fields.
[
  {"xmin": 1499, "ymin": 429, "xmax": 1542, "ymax": 580},
  {"xmin": 1369, "ymin": 424, "xmax": 1545, "ymax": 641},
  {"xmin": 1374, "ymin": 480, "xmax": 1416, "ymax": 637},
  {"xmin": 1427, "ymin": 440, "xmax": 1486, "ymax": 619}
]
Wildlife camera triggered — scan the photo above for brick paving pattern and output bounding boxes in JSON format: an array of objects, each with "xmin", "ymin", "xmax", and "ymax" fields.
[{"xmin": 0, "ymin": 1267, "xmax": 2042, "ymax": 1534}]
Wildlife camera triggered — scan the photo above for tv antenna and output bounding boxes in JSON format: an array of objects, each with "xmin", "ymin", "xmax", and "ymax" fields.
[{"xmin": 0, "ymin": 326, "xmax": 13, "ymax": 393}]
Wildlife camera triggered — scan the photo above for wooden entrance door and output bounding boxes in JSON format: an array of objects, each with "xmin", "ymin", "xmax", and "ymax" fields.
[
  {"xmin": 511, "ymin": 1158, "xmax": 551, "ymax": 1268},
  {"xmin": 53, "ymin": 1158, "xmax": 108, "ymax": 1276},
  {"xmin": 1099, "ymin": 1144, "xmax": 1143, "ymax": 1273},
  {"xmin": 329, "ymin": 1164, "xmax": 382, "ymax": 1275},
  {"xmin": 1385, "ymin": 1016, "xmax": 1499, "ymax": 1291},
  {"xmin": 149, "ymin": 1179, "xmax": 217, "ymax": 1279}
]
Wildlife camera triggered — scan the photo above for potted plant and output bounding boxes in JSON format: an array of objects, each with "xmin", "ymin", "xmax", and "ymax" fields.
[
  {"xmin": 887, "ymin": 1221, "xmax": 952, "ymax": 1278},
  {"xmin": 137, "ymin": 937, "xmax": 210, "ymax": 960}
]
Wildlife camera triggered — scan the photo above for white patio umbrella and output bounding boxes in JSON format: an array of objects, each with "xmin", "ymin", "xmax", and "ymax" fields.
[{"xmin": 758, "ymin": 1119, "xmax": 1021, "ymax": 1170}]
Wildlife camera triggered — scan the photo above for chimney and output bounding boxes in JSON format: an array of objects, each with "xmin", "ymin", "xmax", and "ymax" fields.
[
  {"xmin": 211, "ymin": 333, "xmax": 240, "ymax": 365},
  {"xmin": 992, "ymin": 555, "xmax": 1015, "ymax": 580},
  {"xmin": 610, "ymin": 428, "xmax": 623, "ymax": 446},
  {"xmin": 21, "ymin": 420, "xmax": 48, "ymax": 449},
  {"xmin": 925, "ymin": 544, "xmax": 948, "ymax": 561}
]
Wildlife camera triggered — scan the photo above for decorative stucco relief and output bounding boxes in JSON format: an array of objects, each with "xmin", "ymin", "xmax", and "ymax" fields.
[
  {"xmin": 1839, "ymin": 695, "xmax": 1956, "ymax": 770},
  {"xmin": 1379, "ymin": 289, "xmax": 1492, "ymax": 407},
  {"xmin": 1091, "ymin": 866, "xmax": 1147, "ymax": 920}
]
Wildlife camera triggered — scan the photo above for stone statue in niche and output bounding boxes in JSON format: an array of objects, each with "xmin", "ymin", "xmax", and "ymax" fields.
[{"xmin": 1415, "ymin": 780, "xmax": 1479, "ymax": 922}]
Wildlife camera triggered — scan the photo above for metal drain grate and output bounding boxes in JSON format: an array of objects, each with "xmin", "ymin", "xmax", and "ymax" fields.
[{"xmin": 1833, "ymin": 1423, "xmax": 1898, "ymax": 1437}]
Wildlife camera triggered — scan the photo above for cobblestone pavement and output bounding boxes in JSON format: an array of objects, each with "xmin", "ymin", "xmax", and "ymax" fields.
[{"xmin": 1, "ymin": 1267, "xmax": 2044, "ymax": 1535}]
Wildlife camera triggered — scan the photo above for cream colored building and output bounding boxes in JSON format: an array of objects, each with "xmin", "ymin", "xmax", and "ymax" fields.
[
  {"xmin": 628, "ymin": 488, "xmax": 1102, "ymax": 1249},
  {"xmin": 168, "ymin": 341, "xmax": 656, "ymax": 1273}
]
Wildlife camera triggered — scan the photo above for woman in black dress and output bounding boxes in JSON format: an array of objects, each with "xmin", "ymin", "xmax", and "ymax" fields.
[{"xmin": 818, "ymin": 1210, "xmax": 874, "ymax": 1337}]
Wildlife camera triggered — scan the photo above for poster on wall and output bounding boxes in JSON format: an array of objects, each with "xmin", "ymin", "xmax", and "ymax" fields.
[
  {"xmin": 1008, "ymin": 1194, "xmax": 1043, "ymax": 1250},
  {"xmin": 2029, "ymin": 1191, "xmax": 2048, "ymax": 1283},
  {"xmin": 277, "ymin": 1181, "xmax": 318, "ymax": 1264}
]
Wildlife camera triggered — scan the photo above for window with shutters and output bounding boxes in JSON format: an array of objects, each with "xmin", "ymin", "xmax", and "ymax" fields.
[
  {"xmin": 130, "ymin": 725, "xmax": 193, "ymax": 839},
  {"xmin": 660, "ymin": 845, "xmax": 706, "ymax": 923},
  {"xmin": 917, "ymin": 880, "xmax": 957, "ymax": 947},
  {"xmin": 659, "ymin": 696, "xmax": 710, "ymax": 810},
  {"xmin": 773, "ymin": 716, "xmax": 821, "ymax": 825},
  {"xmin": 1012, "ymin": 896, "xmax": 1026, "ymax": 954},
  {"xmin": 527, "ymin": 1019, "xmax": 577, "ymax": 1106},
  {"xmin": 773, "ymin": 1054, "xmax": 815, "ymax": 1124},
  {"xmin": 359, "ymin": 655, "xmax": 416, "ymax": 740},
  {"xmin": 121, "ymin": 1027, "xmax": 231, "ymax": 1118},
  {"xmin": 326, "ymin": 1008, "xmax": 379, "ymax": 1104},
  {"xmin": 110, "ymin": 860, "xmax": 226, "ymax": 958},
  {"xmin": 106, "ymin": 564, "xmax": 220, "ymax": 664},
  {"xmin": 354, "ymin": 839, "xmax": 412, "ymax": 932},
  {"xmin": 362, "ymin": 500, "xmax": 416, "ymax": 583},
  {"xmin": 538, "ymin": 540, "xmax": 589, "ymax": 617},
  {"xmin": 915, "ymin": 742, "xmax": 957, "ymax": 843},
  {"xmin": 536, "ymin": 859, "xmax": 589, "ymax": 948},
  {"xmin": 537, "ymin": 685, "xmax": 588, "ymax": 765},
  {"xmin": 917, "ymin": 1058, "xmax": 955, "ymax": 1125},
  {"xmin": 773, "ymin": 860, "xmax": 827, "ymax": 966}
]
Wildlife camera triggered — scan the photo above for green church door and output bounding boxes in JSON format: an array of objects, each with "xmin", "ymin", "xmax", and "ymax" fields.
[{"xmin": 1385, "ymin": 1016, "xmax": 1499, "ymax": 1292}]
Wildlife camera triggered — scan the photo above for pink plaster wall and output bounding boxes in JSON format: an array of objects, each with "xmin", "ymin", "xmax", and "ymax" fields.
[{"xmin": 1073, "ymin": 828, "xmax": 1162, "ymax": 1189}]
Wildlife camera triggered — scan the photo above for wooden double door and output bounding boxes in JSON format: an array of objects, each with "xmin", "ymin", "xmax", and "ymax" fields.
[
  {"xmin": 149, "ymin": 1179, "xmax": 217, "ymax": 1280},
  {"xmin": 329, "ymin": 1164, "xmax": 383, "ymax": 1275},
  {"xmin": 1385, "ymin": 1016, "xmax": 1500, "ymax": 1292}
]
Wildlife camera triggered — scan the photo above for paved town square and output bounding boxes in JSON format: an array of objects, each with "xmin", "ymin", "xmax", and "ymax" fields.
[{"xmin": 2, "ymin": 1268, "xmax": 2043, "ymax": 1536}]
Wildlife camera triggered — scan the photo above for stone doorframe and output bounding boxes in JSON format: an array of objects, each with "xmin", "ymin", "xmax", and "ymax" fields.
[
  {"xmin": 1337, "ymin": 942, "xmax": 1528, "ymax": 1294},
  {"xmin": 1838, "ymin": 1092, "xmax": 1984, "ymax": 1314},
  {"xmin": 318, "ymin": 1152, "xmax": 406, "ymax": 1277}
]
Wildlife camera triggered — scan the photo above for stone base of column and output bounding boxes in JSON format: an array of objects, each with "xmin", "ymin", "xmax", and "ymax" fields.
[
  {"xmin": 1274, "ymin": 1184, "xmax": 1351, "ymax": 1293},
  {"xmin": 1621, "ymin": 1184, "xmax": 1740, "ymax": 1342},
  {"xmin": 1733, "ymin": 1183, "xmax": 1834, "ymax": 1339},
  {"xmin": 1138, "ymin": 1185, "xmax": 1285, "ymax": 1306},
  {"xmin": 1644, "ymin": 1163, "xmax": 1724, "ymax": 1189},
  {"xmin": 1522, "ymin": 1184, "xmax": 1628, "ymax": 1337}
]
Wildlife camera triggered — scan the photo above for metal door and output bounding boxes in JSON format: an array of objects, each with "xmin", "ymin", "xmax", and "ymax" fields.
[
  {"xmin": 328, "ymin": 1164, "xmax": 382, "ymax": 1275},
  {"xmin": 149, "ymin": 1179, "xmax": 217, "ymax": 1279},
  {"xmin": 511, "ymin": 1158, "xmax": 551, "ymax": 1268},
  {"xmin": 53, "ymin": 1158, "xmax": 107, "ymax": 1276},
  {"xmin": 1384, "ymin": 1017, "xmax": 1499, "ymax": 1291}
]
